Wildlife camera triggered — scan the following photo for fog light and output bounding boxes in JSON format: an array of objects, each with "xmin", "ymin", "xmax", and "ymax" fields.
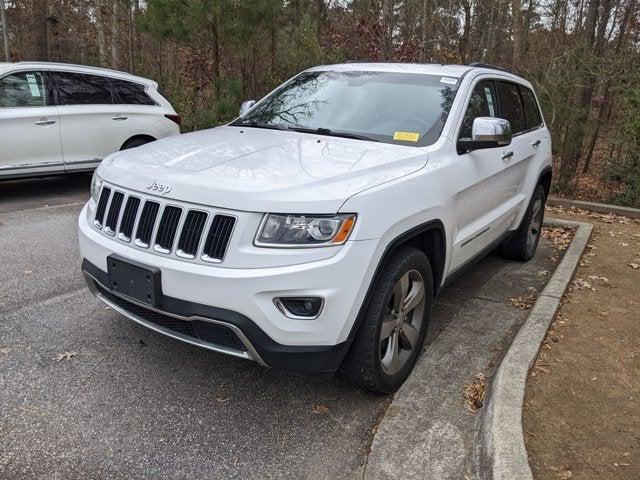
[{"xmin": 274, "ymin": 297, "xmax": 323, "ymax": 319}]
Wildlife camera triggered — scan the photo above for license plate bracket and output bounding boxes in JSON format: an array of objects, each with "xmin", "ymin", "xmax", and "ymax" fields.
[{"xmin": 107, "ymin": 254, "xmax": 161, "ymax": 306}]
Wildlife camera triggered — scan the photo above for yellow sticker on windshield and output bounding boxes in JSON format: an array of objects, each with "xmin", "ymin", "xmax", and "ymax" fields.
[{"xmin": 393, "ymin": 131, "xmax": 420, "ymax": 142}]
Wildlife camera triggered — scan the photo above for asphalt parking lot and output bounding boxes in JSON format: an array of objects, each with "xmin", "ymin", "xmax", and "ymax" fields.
[{"xmin": 0, "ymin": 176, "xmax": 558, "ymax": 479}]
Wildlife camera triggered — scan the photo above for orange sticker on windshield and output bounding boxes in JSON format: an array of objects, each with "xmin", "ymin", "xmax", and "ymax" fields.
[{"xmin": 393, "ymin": 131, "xmax": 420, "ymax": 142}]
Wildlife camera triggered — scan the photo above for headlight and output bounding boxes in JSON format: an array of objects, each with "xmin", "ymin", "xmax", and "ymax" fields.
[
  {"xmin": 90, "ymin": 171, "xmax": 103, "ymax": 203},
  {"xmin": 255, "ymin": 213, "xmax": 357, "ymax": 247}
]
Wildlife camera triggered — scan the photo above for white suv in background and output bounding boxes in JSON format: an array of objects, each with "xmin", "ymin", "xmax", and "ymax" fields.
[
  {"xmin": 78, "ymin": 63, "xmax": 552, "ymax": 393},
  {"xmin": 0, "ymin": 62, "xmax": 180, "ymax": 180}
]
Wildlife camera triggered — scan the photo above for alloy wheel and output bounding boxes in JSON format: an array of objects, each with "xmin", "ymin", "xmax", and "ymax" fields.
[{"xmin": 379, "ymin": 269, "xmax": 426, "ymax": 375}]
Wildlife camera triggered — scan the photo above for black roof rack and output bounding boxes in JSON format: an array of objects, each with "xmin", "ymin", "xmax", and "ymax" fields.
[{"xmin": 468, "ymin": 62, "xmax": 514, "ymax": 74}]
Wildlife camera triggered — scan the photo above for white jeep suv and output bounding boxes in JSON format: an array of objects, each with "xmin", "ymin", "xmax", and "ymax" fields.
[
  {"xmin": 0, "ymin": 62, "xmax": 180, "ymax": 180},
  {"xmin": 78, "ymin": 63, "xmax": 552, "ymax": 393}
]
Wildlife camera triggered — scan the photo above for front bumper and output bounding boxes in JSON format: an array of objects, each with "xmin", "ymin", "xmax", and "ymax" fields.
[{"xmin": 78, "ymin": 203, "xmax": 380, "ymax": 377}]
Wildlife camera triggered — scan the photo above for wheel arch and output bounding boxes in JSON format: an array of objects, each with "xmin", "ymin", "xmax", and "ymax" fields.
[
  {"xmin": 538, "ymin": 166, "xmax": 552, "ymax": 199},
  {"xmin": 120, "ymin": 134, "xmax": 156, "ymax": 150},
  {"xmin": 346, "ymin": 219, "xmax": 447, "ymax": 344}
]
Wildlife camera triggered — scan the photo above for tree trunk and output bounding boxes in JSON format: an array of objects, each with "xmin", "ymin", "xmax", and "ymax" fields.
[
  {"xmin": 0, "ymin": 0, "xmax": 9, "ymax": 61},
  {"xmin": 558, "ymin": 0, "xmax": 600, "ymax": 193},
  {"xmin": 511, "ymin": 0, "xmax": 525, "ymax": 68},
  {"xmin": 111, "ymin": 0, "xmax": 118, "ymax": 69},
  {"xmin": 45, "ymin": 0, "xmax": 53, "ymax": 61},
  {"xmin": 95, "ymin": 0, "xmax": 106, "ymax": 66}
]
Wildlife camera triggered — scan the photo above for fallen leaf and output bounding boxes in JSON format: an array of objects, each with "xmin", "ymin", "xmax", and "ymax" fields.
[
  {"xmin": 313, "ymin": 404, "xmax": 329, "ymax": 414},
  {"xmin": 463, "ymin": 373, "xmax": 487, "ymax": 412},
  {"xmin": 510, "ymin": 294, "xmax": 536, "ymax": 310},
  {"xmin": 628, "ymin": 263, "xmax": 640, "ymax": 270},
  {"xmin": 54, "ymin": 351, "xmax": 78, "ymax": 362}
]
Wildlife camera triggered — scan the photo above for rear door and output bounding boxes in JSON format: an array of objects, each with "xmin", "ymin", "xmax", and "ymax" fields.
[
  {"xmin": 0, "ymin": 70, "xmax": 63, "ymax": 177},
  {"xmin": 51, "ymin": 71, "xmax": 132, "ymax": 172},
  {"xmin": 494, "ymin": 80, "xmax": 538, "ymax": 226}
]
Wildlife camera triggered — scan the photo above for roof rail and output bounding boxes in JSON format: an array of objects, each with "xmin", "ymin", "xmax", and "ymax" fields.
[{"xmin": 468, "ymin": 62, "xmax": 514, "ymax": 74}]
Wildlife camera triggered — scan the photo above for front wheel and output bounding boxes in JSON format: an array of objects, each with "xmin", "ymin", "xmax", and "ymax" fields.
[
  {"xmin": 498, "ymin": 184, "xmax": 546, "ymax": 261},
  {"xmin": 341, "ymin": 246, "xmax": 433, "ymax": 393}
]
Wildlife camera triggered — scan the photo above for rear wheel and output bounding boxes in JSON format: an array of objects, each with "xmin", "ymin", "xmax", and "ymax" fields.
[
  {"xmin": 342, "ymin": 246, "xmax": 433, "ymax": 393},
  {"xmin": 121, "ymin": 136, "xmax": 155, "ymax": 150},
  {"xmin": 498, "ymin": 184, "xmax": 546, "ymax": 261}
]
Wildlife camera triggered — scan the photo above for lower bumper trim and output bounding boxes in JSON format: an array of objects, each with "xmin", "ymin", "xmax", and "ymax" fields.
[{"xmin": 82, "ymin": 259, "xmax": 351, "ymax": 379}]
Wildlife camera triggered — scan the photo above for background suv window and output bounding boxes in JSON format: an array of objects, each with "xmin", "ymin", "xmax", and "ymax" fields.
[
  {"xmin": 497, "ymin": 81, "xmax": 526, "ymax": 134},
  {"xmin": 53, "ymin": 72, "xmax": 113, "ymax": 105},
  {"xmin": 111, "ymin": 78, "xmax": 155, "ymax": 105},
  {"xmin": 0, "ymin": 71, "xmax": 48, "ymax": 108},
  {"xmin": 520, "ymin": 86, "xmax": 543, "ymax": 130},
  {"xmin": 459, "ymin": 80, "xmax": 498, "ymax": 139}
]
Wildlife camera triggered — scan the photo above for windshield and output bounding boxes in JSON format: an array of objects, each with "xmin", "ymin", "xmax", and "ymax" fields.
[{"xmin": 232, "ymin": 71, "xmax": 458, "ymax": 147}]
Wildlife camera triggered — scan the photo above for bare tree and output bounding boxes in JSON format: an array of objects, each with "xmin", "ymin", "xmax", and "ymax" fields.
[{"xmin": 0, "ymin": 0, "xmax": 9, "ymax": 61}]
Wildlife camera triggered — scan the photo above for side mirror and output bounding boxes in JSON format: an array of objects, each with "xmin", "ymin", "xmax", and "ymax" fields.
[
  {"xmin": 239, "ymin": 100, "xmax": 256, "ymax": 116},
  {"xmin": 457, "ymin": 117, "xmax": 512, "ymax": 154}
]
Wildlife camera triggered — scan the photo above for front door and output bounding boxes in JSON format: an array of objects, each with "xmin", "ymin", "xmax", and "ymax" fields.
[{"xmin": 0, "ymin": 70, "xmax": 63, "ymax": 177}]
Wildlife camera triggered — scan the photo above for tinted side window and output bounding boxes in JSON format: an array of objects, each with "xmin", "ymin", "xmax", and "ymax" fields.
[
  {"xmin": 0, "ymin": 71, "xmax": 48, "ymax": 107},
  {"xmin": 520, "ymin": 86, "xmax": 543, "ymax": 130},
  {"xmin": 497, "ymin": 81, "xmax": 526, "ymax": 134},
  {"xmin": 111, "ymin": 78, "xmax": 155, "ymax": 105},
  {"xmin": 459, "ymin": 80, "xmax": 498, "ymax": 139},
  {"xmin": 53, "ymin": 72, "xmax": 113, "ymax": 105}
]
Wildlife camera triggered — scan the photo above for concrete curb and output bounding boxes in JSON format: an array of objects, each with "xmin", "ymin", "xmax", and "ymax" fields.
[
  {"xmin": 547, "ymin": 196, "xmax": 640, "ymax": 219},
  {"xmin": 480, "ymin": 218, "xmax": 593, "ymax": 480}
]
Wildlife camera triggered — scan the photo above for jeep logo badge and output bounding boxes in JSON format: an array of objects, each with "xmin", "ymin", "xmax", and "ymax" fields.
[{"xmin": 146, "ymin": 179, "xmax": 172, "ymax": 195}]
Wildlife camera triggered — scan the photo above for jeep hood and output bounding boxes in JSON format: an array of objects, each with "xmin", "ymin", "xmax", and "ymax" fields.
[{"xmin": 101, "ymin": 126, "xmax": 428, "ymax": 213}]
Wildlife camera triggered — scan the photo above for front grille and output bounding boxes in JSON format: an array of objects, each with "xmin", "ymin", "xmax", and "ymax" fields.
[
  {"xmin": 94, "ymin": 187, "xmax": 111, "ymax": 227},
  {"xmin": 177, "ymin": 210, "xmax": 208, "ymax": 258},
  {"xmin": 202, "ymin": 215, "xmax": 236, "ymax": 262},
  {"xmin": 135, "ymin": 201, "xmax": 160, "ymax": 247},
  {"xmin": 93, "ymin": 185, "xmax": 236, "ymax": 263},
  {"xmin": 96, "ymin": 283, "xmax": 246, "ymax": 351},
  {"xmin": 154, "ymin": 206, "xmax": 182, "ymax": 253},
  {"xmin": 118, "ymin": 196, "xmax": 140, "ymax": 241},
  {"xmin": 104, "ymin": 191, "xmax": 124, "ymax": 235}
]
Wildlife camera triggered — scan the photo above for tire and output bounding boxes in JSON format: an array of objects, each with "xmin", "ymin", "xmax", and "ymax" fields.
[
  {"xmin": 342, "ymin": 246, "xmax": 433, "ymax": 394},
  {"xmin": 121, "ymin": 136, "xmax": 154, "ymax": 150},
  {"xmin": 498, "ymin": 184, "xmax": 546, "ymax": 261}
]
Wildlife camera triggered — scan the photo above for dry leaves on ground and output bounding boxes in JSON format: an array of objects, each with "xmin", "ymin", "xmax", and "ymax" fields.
[
  {"xmin": 546, "ymin": 205, "xmax": 636, "ymax": 225},
  {"xmin": 53, "ymin": 351, "xmax": 78, "ymax": 362},
  {"xmin": 510, "ymin": 294, "xmax": 536, "ymax": 310},
  {"xmin": 542, "ymin": 226, "xmax": 575, "ymax": 251},
  {"xmin": 629, "ymin": 263, "xmax": 640, "ymax": 270},
  {"xmin": 463, "ymin": 373, "xmax": 487, "ymax": 412},
  {"xmin": 312, "ymin": 403, "xmax": 329, "ymax": 414},
  {"xmin": 572, "ymin": 278, "xmax": 597, "ymax": 292}
]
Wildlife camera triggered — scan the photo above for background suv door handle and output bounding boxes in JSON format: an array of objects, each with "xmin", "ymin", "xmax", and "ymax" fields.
[
  {"xmin": 34, "ymin": 119, "xmax": 56, "ymax": 126},
  {"xmin": 112, "ymin": 116, "xmax": 128, "ymax": 121},
  {"xmin": 531, "ymin": 139, "xmax": 541, "ymax": 147},
  {"xmin": 501, "ymin": 151, "xmax": 514, "ymax": 160}
]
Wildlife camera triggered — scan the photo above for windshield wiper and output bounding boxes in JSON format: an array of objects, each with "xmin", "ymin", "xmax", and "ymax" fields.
[
  {"xmin": 231, "ymin": 120, "xmax": 290, "ymax": 131},
  {"xmin": 288, "ymin": 126, "xmax": 378, "ymax": 143}
]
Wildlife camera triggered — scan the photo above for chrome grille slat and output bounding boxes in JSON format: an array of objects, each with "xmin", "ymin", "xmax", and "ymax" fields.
[
  {"xmin": 202, "ymin": 215, "xmax": 236, "ymax": 262},
  {"xmin": 92, "ymin": 185, "xmax": 236, "ymax": 264},
  {"xmin": 154, "ymin": 206, "xmax": 182, "ymax": 254},
  {"xmin": 117, "ymin": 196, "xmax": 140, "ymax": 242},
  {"xmin": 94, "ymin": 187, "xmax": 111, "ymax": 228},
  {"xmin": 134, "ymin": 201, "xmax": 160, "ymax": 248},
  {"xmin": 177, "ymin": 210, "xmax": 208, "ymax": 258},
  {"xmin": 104, "ymin": 191, "xmax": 124, "ymax": 235}
]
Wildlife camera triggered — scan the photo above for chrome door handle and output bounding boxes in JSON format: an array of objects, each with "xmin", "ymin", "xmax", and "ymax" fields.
[
  {"xmin": 531, "ymin": 139, "xmax": 541, "ymax": 147},
  {"xmin": 501, "ymin": 151, "xmax": 514, "ymax": 160},
  {"xmin": 34, "ymin": 120, "xmax": 56, "ymax": 126},
  {"xmin": 112, "ymin": 115, "xmax": 128, "ymax": 121}
]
